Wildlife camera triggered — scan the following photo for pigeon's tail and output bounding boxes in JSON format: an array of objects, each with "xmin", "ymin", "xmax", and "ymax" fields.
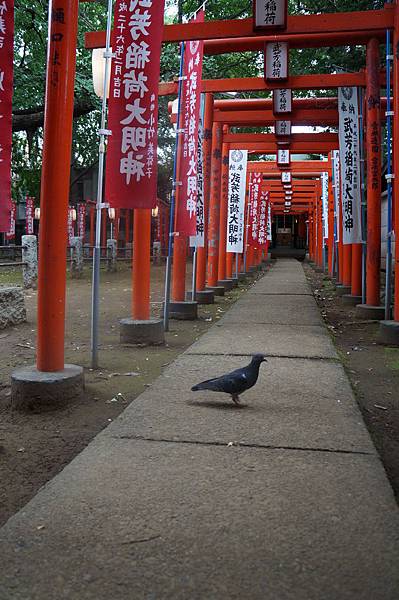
[{"xmin": 191, "ymin": 378, "xmax": 222, "ymax": 392}]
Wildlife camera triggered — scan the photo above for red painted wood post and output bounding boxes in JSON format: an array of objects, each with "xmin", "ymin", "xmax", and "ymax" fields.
[
  {"xmin": 132, "ymin": 209, "xmax": 151, "ymax": 320},
  {"xmin": 196, "ymin": 93, "xmax": 214, "ymax": 291},
  {"xmin": 37, "ymin": 0, "xmax": 79, "ymax": 371},
  {"xmin": 394, "ymin": 4, "xmax": 399, "ymax": 320},
  {"xmin": 207, "ymin": 122, "xmax": 222, "ymax": 287},
  {"xmin": 366, "ymin": 38, "xmax": 382, "ymax": 306},
  {"xmin": 351, "ymin": 243, "xmax": 363, "ymax": 296}
]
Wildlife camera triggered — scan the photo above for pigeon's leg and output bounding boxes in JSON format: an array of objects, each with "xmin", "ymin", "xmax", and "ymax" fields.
[{"xmin": 231, "ymin": 393, "xmax": 241, "ymax": 406}]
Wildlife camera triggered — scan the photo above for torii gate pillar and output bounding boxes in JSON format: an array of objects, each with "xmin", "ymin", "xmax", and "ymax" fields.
[
  {"xmin": 11, "ymin": 0, "xmax": 84, "ymax": 411},
  {"xmin": 206, "ymin": 122, "xmax": 224, "ymax": 296}
]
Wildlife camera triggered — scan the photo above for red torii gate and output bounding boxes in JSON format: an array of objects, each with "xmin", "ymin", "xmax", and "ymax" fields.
[{"xmin": 13, "ymin": 1, "xmax": 399, "ymax": 408}]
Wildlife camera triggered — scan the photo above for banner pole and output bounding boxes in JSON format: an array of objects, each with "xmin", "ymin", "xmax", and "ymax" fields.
[
  {"xmin": 192, "ymin": 248, "xmax": 197, "ymax": 300},
  {"xmin": 163, "ymin": 42, "xmax": 185, "ymax": 332},
  {"xmin": 90, "ymin": 0, "xmax": 113, "ymax": 369}
]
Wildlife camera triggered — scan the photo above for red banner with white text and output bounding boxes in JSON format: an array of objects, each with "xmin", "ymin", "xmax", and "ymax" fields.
[
  {"xmin": 175, "ymin": 9, "xmax": 204, "ymax": 236},
  {"xmin": 258, "ymin": 190, "xmax": 269, "ymax": 247},
  {"xmin": 77, "ymin": 203, "xmax": 86, "ymax": 238},
  {"xmin": 248, "ymin": 172, "xmax": 262, "ymax": 247},
  {"xmin": 0, "ymin": 0, "xmax": 14, "ymax": 232},
  {"xmin": 105, "ymin": 0, "xmax": 165, "ymax": 209},
  {"xmin": 5, "ymin": 202, "xmax": 16, "ymax": 240},
  {"xmin": 25, "ymin": 197, "xmax": 34, "ymax": 234}
]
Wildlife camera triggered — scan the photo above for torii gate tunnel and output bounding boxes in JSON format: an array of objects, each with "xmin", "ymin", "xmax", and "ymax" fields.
[{"xmin": 25, "ymin": 1, "xmax": 399, "ymax": 383}]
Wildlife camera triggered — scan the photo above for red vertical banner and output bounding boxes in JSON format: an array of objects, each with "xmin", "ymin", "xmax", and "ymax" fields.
[
  {"xmin": 105, "ymin": 0, "xmax": 165, "ymax": 209},
  {"xmin": 175, "ymin": 9, "xmax": 204, "ymax": 236},
  {"xmin": 248, "ymin": 172, "xmax": 262, "ymax": 247},
  {"xmin": 68, "ymin": 208, "xmax": 75, "ymax": 244},
  {"xmin": 77, "ymin": 203, "xmax": 86, "ymax": 238},
  {"xmin": 0, "ymin": 0, "xmax": 14, "ymax": 232},
  {"xmin": 258, "ymin": 190, "xmax": 269, "ymax": 247},
  {"xmin": 25, "ymin": 196, "xmax": 34, "ymax": 234},
  {"xmin": 5, "ymin": 202, "xmax": 16, "ymax": 240}
]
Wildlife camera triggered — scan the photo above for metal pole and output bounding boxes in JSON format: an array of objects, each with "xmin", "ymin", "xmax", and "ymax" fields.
[
  {"xmin": 163, "ymin": 42, "xmax": 185, "ymax": 332},
  {"xmin": 90, "ymin": 0, "xmax": 113, "ymax": 369},
  {"xmin": 385, "ymin": 28, "xmax": 394, "ymax": 320},
  {"xmin": 192, "ymin": 248, "xmax": 197, "ymax": 300}
]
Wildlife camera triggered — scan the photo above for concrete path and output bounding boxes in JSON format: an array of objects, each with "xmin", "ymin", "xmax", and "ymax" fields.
[{"xmin": 1, "ymin": 259, "xmax": 399, "ymax": 600}]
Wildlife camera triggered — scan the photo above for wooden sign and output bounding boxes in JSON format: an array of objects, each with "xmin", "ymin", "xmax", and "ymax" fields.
[
  {"xmin": 265, "ymin": 42, "xmax": 288, "ymax": 81},
  {"xmin": 273, "ymin": 89, "xmax": 292, "ymax": 114},
  {"xmin": 281, "ymin": 171, "xmax": 292, "ymax": 183},
  {"xmin": 277, "ymin": 148, "xmax": 290, "ymax": 166},
  {"xmin": 253, "ymin": 0, "xmax": 288, "ymax": 30},
  {"xmin": 275, "ymin": 120, "xmax": 291, "ymax": 136}
]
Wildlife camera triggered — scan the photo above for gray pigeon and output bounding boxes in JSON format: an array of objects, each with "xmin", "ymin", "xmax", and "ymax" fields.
[{"xmin": 191, "ymin": 354, "xmax": 267, "ymax": 406}]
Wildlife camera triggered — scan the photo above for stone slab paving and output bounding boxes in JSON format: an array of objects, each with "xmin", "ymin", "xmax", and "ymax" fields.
[
  {"xmin": 0, "ymin": 438, "xmax": 398, "ymax": 600},
  {"xmin": 221, "ymin": 294, "xmax": 322, "ymax": 325},
  {"xmin": 186, "ymin": 322, "xmax": 335, "ymax": 358},
  {"xmin": 1, "ymin": 258, "xmax": 398, "ymax": 600}
]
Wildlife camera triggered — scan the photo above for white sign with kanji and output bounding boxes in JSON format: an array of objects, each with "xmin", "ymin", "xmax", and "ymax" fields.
[
  {"xmin": 277, "ymin": 148, "xmax": 290, "ymax": 165},
  {"xmin": 273, "ymin": 88, "xmax": 292, "ymax": 114},
  {"xmin": 254, "ymin": 0, "xmax": 287, "ymax": 29},
  {"xmin": 275, "ymin": 120, "xmax": 291, "ymax": 136},
  {"xmin": 265, "ymin": 41, "xmax": 288, "ymax": 80},
  {"xmin": 226, "ymin": 149, "xmax": 248, "ymax": 253},
  {"xmin": 281, "ymin": 171, "xmax": 291, "ymax": 183},
  {"xmin": 321, "ymin": 171, "xmax": 329, "ymax": 239},
  {"xmin": 338, "ymin": 87, "xmax": 362, "ymax": 244},
  {"xmin": 332, "ymin": 149, "xmax": 340, "ymax": 242}
]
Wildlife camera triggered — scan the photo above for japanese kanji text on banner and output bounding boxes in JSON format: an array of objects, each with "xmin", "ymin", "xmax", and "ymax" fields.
[
  {"xmin": 332, "ymin": 149, "xmax": 340, "ymax": 242},
  {"xmin": 25, "ymin": 197, "xmax": 34, "ymax": 235},
  {"xmin": 338, "ymin": 87, "xmax": 362, "ymax": 245},
  {"xmin": 105, "ymin": 0, "xmax": 166, "ymax": 209},
  {"xmin": 176, "ymin": 10, "xmax": 204, "ymax": 237},
  {"xmin": 189, "ymin": 101, "xmax": 205, "ymax": 248},
  {"xmin": 321, "ymin": 172, "xmax": 329, "ymax": 239},
  {"xmin": 0, "ymin": 0, "xmax": 14, "ymax": 232},
  {"xmin": 248, "ymin": 173, "xmax": 261, "ymax": 248},
  {"xmin": 226, "ymin": 149, "xmax": 248, "ymax": 253}
]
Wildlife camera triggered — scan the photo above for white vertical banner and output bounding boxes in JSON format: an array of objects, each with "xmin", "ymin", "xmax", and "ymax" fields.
[
  {"xmin": 338, "ymin": 87, "xmax": 362, "ymax": 244},
  {"xmin": 190, "ymin": 99, "xmax": 205, "ymax": 248},
  {"xmin": 226, "ymin": 149, "xmax": 248, "ymax": 253},
  {"xmin": 332, "ymin": 149, "xmax": 340, "ymax": 242},
  {"xmin": 321, "ymin": 172, "xmax": 329, "ymax": 239}
]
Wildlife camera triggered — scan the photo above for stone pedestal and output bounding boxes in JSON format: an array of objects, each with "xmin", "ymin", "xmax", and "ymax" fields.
[
  {"xmin": 107, "ymin": 239, "xmax": 117, "ymax": 272},
  {"xmin": 377, "ymin": 320, "xmax": 399, "ymax": 346},
  {"xmin": 355, "ymin": 304, "xmax": 385, "ymax": 320},
  {"xmin": 11, "ymin": 364, "xmax": 84, "ymax": 412},
  {"xmin": 120, "ymin": 318, "xmax": 164, "ymax": 345},
  {"xmin": 166, "ymin": 301, "xmax": 198, "ymax": 320},
  {"xmin": 231, "ymin": 277, "xmax": 239, "ymax": 288},
  {"xmin": 0, "ymin": 287, "xmax": 26, "ymax": 329},
  {"xmin": 70, "ymin": 237, "xmax": 83, "ymax": 279},
  {"xmin": 336, "ymin": 285, "xmax": 351, "ymax": 296},
  {"xmin": 206, "ymin": 286, "xmax": 225, "ymax": 297},
  {"xmin": 185, "ymin": 290, "xmax": 214, "ymax": 304},
  {"xmin": 342, "ymin": 294, "xmax": 362, "ymax": 307},
  {"xmin": 238, "ymin": 273, "xmax": 247, "ymax": 282},
  {"xmin": 21, "ymin": 235, "xmax": 38, "ymax": 289},
  {"xmin": 217, "ymin": 279, "xmax": 234, "ymax": 291}
]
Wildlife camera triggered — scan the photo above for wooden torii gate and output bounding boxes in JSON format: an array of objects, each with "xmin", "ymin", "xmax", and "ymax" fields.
[{"xmin": 20, "ymin": 1, "xmax": 399, "ymax": 392}]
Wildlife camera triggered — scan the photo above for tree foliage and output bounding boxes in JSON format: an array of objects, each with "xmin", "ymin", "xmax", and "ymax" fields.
[{"xmin": 11, "ymin": 0, "xmax": 386, "ymax": 201}]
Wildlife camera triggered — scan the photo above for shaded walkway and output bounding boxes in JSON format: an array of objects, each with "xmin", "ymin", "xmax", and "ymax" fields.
[{"xmin": 1, "ymin": 259, "xmax": 399, "ymax": 599}]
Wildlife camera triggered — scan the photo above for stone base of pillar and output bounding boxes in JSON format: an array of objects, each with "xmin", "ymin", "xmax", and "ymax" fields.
[
  {"xmin": 336, "ymin": 285, "xmax": 351, "ymax": 296},
  {"xmin": 166, "ymin": 301, "xmax": 198, "ymax": 320},
  {"xmin": 377, "ymin": 320, "xmax": 399, "ymax": 345},
  {"xmin": 11, "ymin": 364, "xmax": 84, "ymax": 412},
  {"xmin": 217, "ymin": 279, "xmax": 234, "ymax": 291},
  {"xmin": 206, "ymin": 286, "xmax": 225, "ymax": 297},
  {"xmin": 355, "ymin": 304, "xmax": 385, "ymax": 320},
  {"xmin": 185, "ymin": 290, "xmax": 215, "ymax": 304},
  {"xmin": 238, "ymin": 273, "xmax": 247, "ymax": 281},
  {"xmin": 231, "ymin": 277, "xmax": 239, "ymax": 288},
  {"xmin": 342, "ymin": 294, "xmax": 363, "ymax": 307},
  {"xmin": 120, "ymin": 318, "xmax": 164, "ymax": 345}
]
